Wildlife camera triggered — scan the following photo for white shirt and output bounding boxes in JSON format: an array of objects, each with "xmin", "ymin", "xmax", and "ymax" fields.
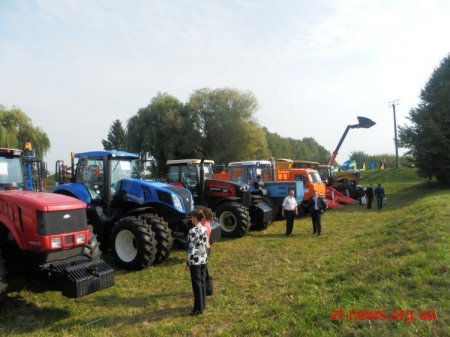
[{"xmin": 282, "ymin": 195, "xmax": 297, "ymax": 211}]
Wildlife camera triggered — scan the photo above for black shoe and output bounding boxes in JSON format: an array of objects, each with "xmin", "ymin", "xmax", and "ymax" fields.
[{"xmin": 190, "ymin": 311, "xmax": 202, "ymax": 316}]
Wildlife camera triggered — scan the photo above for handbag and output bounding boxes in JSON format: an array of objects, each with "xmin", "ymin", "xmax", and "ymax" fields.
[
  {"xmin": 383, "ymin": 196, "xmax": 387, "ymax": 205},
  {"xmin": 206, "ymin": 276, "xmax": 213, "ymax": 296},
  {"xmin": 360, "ymin": 196, "xmax": 367, "ymax": 205}
]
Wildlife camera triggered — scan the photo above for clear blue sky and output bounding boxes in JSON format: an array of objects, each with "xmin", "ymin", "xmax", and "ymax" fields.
[{"xmin": 1, "ymin": 0, "xmax": 449, "ymax": 168}]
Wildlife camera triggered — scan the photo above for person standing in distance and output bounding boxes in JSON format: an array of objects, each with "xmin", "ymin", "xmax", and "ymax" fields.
[
  {"xmin": 308, "ymin": 191, "xmax": 326, "ymax": 236},
  {"xmin": 281, "ymin": 189, "xmax": 298, "ymax": 237},
  {"xmin": 374, "ymin": 183, "xmax": 385, "ymax": 210},
  {"xmin": 365, "ymin": 184, "xmax": 374, "ymax": 209}
]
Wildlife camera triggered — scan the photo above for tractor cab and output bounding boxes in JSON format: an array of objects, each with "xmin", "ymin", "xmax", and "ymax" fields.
[
  {"xmin": 73, "ymin": 152, "xmax": 141, "ymax": 203},
  {"xmin": 226, "ymin": 160, "xmax": 304, "ymax": 218},
  {"xmin": 0, "ymin": 148, "xmax": 25, "ymax": 190},
  {"xmin": 0, "ymin": 144, "xmax": 46, "ymax": 191},
  {"xmin": 167, "ymin": 159, "xmax": 215, "ymax": 197},
  {"xmin": 228, "ymin": 160, "xmax": 273, "ymax": 189}
]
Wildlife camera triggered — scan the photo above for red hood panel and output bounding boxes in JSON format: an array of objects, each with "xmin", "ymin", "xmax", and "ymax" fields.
[{"xmin": 0, "ymin": 190, "xmax": 86, "ymax": 211}]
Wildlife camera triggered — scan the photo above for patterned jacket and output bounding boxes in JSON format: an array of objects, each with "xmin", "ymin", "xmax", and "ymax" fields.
[{"xmin": 187, "ymin": 226, "xmax": 208, "ymax": 266}]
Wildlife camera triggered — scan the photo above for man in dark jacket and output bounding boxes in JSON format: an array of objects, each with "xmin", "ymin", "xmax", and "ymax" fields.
[
  {"xmin": 365, "ymin": 184, "xmax": 374, "ymax": 209},
  {"xmin": 308, "ymin": 191, "xmax": 326, "ymax": 236},
  {"xmin": 374, "ymin": 183, "xmax": 385, "ymax": 210}
]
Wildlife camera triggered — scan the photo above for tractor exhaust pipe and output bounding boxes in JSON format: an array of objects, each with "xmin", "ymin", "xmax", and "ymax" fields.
[{"xmin": 200, "ymin": 158, "xmax": 205, "ymax": 206}]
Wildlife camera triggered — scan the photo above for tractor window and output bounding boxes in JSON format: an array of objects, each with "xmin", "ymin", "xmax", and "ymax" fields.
[
  {"xmin": 111, "ymin": 159, "xmax": 139, "ymax": 185},
  {"xmin": 294, "ymin": 174, "xmax": 306, "ymax": 184},
  {"xmin": 309, "ymin": 172, "xmax": 323, "ymax": 184},
  {"xmin": 247, "ymin": 167, "xmax": 255, "ymax": 184},
  {"xmin": 259, "ymin": 165, "xmax": 272, "ymax": 181},
  {"xmin": 75, "ymin": 159, "xmax": 104, "ymax": 200},
  {"xmin": 180, "ymin": 165, "xmax": 198, "ymax": 191},
  {"xmin": 0, "ymin": 157, "xmax": 24, "ymax": 188},
  {"xmin": 230, "ymin": 167, "xmax": 244, "ymax": 183},
  {"xmin": 167, "ymin": 166, "xmax": 180, "ymax": 183}
]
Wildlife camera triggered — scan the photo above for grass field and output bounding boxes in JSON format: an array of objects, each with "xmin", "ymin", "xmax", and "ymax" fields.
[{"xmin": 1, "ymin": 168, "xmax": 449, "ymax": 337}]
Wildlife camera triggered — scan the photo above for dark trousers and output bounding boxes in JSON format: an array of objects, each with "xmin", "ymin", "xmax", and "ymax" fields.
[
  {"xmin": 377, "ymin": 196, "xmax": 383, "ymax": 209},
  {"xmin": 285, "ymin": 210, "xmax": 295, "ymax": 236},
  {"xmin": 189, "ymin": 264, "xmax": 206, "ymax": 313},
  {"xmin": 311, "ymin": 210, "xmax": 322, "ymax": 235},
  {"xmin": 367, "ymin": 197, "xmax": 373, "ymax": 209}
]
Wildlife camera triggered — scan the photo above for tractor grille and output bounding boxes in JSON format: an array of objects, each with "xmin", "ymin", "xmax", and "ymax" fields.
[
  {"xmin": 241, "ymin": 189, "xmax": 251, "ymax": 208},
  {"xmin": 37, "ymin": 209, "xmax": 87, "ymax": 235},
  {"xmin": 163, "ymin": 185, "xmax": 193, "ymax": 213}
]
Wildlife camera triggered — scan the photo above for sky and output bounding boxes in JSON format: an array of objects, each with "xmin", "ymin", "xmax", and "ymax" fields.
[{"xmin": 1, "ymin": 0, "xmax": 449, "ymax": 170}]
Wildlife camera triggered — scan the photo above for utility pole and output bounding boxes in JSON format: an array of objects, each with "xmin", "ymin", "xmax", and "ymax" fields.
[{"xmin": 388, "ymin": 99, "xmax": 400, "ymax": 168}]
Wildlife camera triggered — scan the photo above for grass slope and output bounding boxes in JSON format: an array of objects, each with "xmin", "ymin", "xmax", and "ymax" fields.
[{"xmin": 0, "ymin": 168, "xmax": 449, "ymax": 337}]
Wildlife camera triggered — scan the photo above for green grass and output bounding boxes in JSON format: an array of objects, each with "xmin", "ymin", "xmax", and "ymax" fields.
[{"xmin": 1, "ymin": 168, "xmax": 449, "ymax": 336}]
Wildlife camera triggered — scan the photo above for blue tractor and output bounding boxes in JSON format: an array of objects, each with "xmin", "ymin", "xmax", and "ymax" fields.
[
  {"xmin": 226, "ymin": 160, "xmax": 305, "ymax": 219},
  {"xmin": 54, "ymin": 151, "xmax": 214, "ymax": 270}
]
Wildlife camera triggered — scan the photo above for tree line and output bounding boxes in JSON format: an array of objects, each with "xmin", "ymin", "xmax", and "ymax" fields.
[{"xmin": 103, "ymin": 88, "xmax": 331, "ymax": 177}]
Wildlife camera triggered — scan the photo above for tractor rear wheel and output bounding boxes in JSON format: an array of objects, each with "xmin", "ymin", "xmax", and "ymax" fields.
[
  {"xmin": 110, "ymin": 216, "xmax": 157, "ymax": 270},
  {"xmin": 82, "ymin": 227, "xmax": 102, "ymax": 260},
  {"xmin": 215, "ymin": 202, "xmax": 250, "ymax": 238},
  {"xmin": 0, "ymin": 251, "xmax": 7, "ymax": 302},
  {"xmin": 138, "ymin": 213, "xmax": 173, "ymax": 265}
]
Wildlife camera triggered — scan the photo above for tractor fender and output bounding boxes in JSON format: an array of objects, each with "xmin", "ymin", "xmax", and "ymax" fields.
[
  {"xmin": 213, "ymin": 197, "xmax": 242, "ymax": 210},
  {"xmin": 54, "ymin": 183, "xmax": 92, "ymax": 205},
  {"xmin": 123, "ymin": 206, "xmax": 156, "ymax": 218}
]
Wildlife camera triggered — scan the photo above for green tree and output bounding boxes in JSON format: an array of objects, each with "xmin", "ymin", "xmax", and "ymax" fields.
[
  {"xmin": 263, "ymin": 128, "xmax": 330, "ymax": 163},
  {"xmin": 0, "ymin": 105, "xmax": 50, "ymax": 159},
  {"xmin": 126, "ymin": 93, "xmax": 201, "ymax": 177},
  {"xmin": 102, "ymin": 119, "xmax": 126, "ymax": 150},
  {"xmin": 186, "ymin": 88, "xmax": 269, "ymax": 164},
  {"xmin": 399, "ymin": 54, "xmax": 450, "ymax": 186}
]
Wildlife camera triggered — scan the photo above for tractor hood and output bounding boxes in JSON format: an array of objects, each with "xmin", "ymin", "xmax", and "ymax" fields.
[
  {"xmin": 118, "ymin": 179, "xmax": 194, "ymax": 215},
  {"xmin": 0, "ymin": 190, "xmax": 86, "ymax": 212}
]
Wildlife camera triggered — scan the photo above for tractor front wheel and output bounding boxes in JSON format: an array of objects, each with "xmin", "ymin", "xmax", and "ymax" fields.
[
  {"xmin": 0, "ymin": 251, "xmax": 7, "ymax": 302},
  {"xmin": 82, "ymin": 227, "xmax": 102, "ymax": 261},
  {"xmin": 110, "ymin": 216, "xmax": 157, "ymax": 270},
  {"xmin": 215, "ymin": 202, "xmax": 250, "ymax": 238},
  {"xmin": 138, "ymin": 213, "xmax": 173, "ymax": 265}
]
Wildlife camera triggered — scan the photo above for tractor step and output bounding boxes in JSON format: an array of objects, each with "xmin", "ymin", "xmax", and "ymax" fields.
[{"xmin": 42, "ymin": 255, "xmax": 115, "ymax": 298}]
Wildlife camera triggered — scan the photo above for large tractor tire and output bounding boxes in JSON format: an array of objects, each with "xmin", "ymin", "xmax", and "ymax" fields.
[
  {"xmin": 138, "ymin": 213, "xmax": 173, "ymax": 265},
  {"xmin": 0, "ymin": 251, "xmax": 7, "ymax": 302},
  {"xmin": 215, "ymin": 202, "xmax": 250, "ymax": 238},
  {"xmin": 109, "ymin": 216, "xmax": 157, "ymax": 270},
  {"xmin": 82, "ymin": 227, "xmax": 102, "ymax": 261}
]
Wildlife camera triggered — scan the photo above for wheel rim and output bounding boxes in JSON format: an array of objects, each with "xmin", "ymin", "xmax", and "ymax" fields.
[
  {"xmin": 115, "ymin": 229, "xmax": 138, "ymax": 263},
  {"xmin": 219, "ymin": 211, "xmax": 237, "ymax": 232}
]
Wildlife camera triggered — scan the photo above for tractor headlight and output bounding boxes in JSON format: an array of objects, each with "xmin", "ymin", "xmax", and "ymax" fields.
[
  {"xmin": 171, "ymin": 194, "xmax": 184, "ymax": 212},
  {"xmin": 76, "ymin": 233, "xmax": 86, "ymax": 244},
  {"xmin": 51, "ymin": 237, "xmax": 62, "ymax": 249}
]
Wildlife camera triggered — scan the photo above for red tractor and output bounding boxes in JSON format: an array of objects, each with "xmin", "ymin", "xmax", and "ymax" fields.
[{"xmin": 0, "ymin": 147, "xmax": 114, "ymax": 302}]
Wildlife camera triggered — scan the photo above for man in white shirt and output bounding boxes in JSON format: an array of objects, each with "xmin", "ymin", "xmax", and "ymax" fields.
[{"xmin": 281, "ymin": 189, "xmax": 298, "ymax": 236}]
